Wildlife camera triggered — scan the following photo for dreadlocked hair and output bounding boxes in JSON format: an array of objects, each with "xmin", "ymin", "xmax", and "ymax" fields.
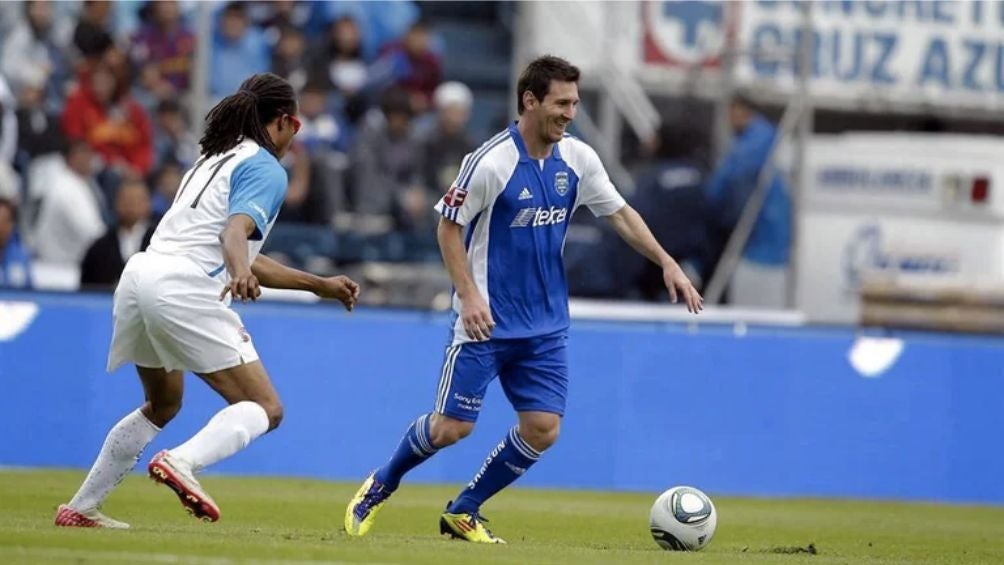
[{"xmin": 199, "ymin": 72, "xmax": 296, "ymax": 157}]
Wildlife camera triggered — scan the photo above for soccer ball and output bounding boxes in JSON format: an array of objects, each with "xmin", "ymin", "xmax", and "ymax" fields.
[{"xmin": 649, "ymin": 486, "xmax": 717, "ymax": 551}]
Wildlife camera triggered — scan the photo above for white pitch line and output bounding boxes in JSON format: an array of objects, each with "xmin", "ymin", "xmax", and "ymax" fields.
[{"xmin": 1, "ymin": 547, "xmax": 398, "ymax": 565}]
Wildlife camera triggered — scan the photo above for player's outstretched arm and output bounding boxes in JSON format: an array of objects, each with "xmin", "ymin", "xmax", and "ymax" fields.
[
  {"xmin": 251, "ymin": 254, "xmax": 360, "ymax": 311},
  {"xmin": 219, "ymin": 214, "xmax": 261, "ymax": 302},
  {"xmin": 604, "ymin": 205, "xmax": 703, "ymax": 313},
  {"xmin": 437, "ymin": 217, "xmax": 494, "ymax": 340}
]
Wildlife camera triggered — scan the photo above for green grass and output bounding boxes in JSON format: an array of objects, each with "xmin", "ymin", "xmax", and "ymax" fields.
[{"xmin": 1, "ymin": 469, "xmax": 1002, "ymax": 564}]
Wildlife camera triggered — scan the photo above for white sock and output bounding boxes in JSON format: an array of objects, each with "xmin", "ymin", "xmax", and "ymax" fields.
[
  {"xmin": 170, "ymin": 401, "xmax": 269, "ymax": 472},
  {"xmin": 68, "ymin": 408, "xmax": 160, "ymax": 511}
]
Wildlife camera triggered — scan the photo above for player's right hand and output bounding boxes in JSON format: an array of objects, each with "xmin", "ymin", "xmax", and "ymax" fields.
[
  {"xmin": 220, "ymin": 271, "xmax": 261, "ymax": 303},
  {"xmin": 461, "ymin": 293, "xmax": 495, "ymax": 341}
]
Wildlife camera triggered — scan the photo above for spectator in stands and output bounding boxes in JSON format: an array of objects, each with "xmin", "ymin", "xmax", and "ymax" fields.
[
  {"xmin": 129, "ymin": 0, "xmax": 196, "ymax": 102},
  {"xmin": 311, "ymin": 16, "xmax": 368, "ymax": 98},
  {"xmin": 32, "ymin": 140, "xmax": 106, "ymax": 265},
  {"xmin": 62, "ymin": 59, "xmax": 155, "ymax": 182},
  {"xmin": 14, "ymin": 65, "xmax": 65, "ymax": 169},
  {"xmin": 0, "ymin": 74, "xmax": 18, "ymax": 168},
  {"xmin": 1, "ymin": 0, "xmax": 73, "ymax": 114},
  {"xmin": 148, "ymin": 159, "xmax": 183, "ymax": 219},
  {"xmin": 420, "ymin": 81, "xmax": 474, "ymax": 194},
  {"xmin": 210, "ymin": 2, "xmax": 269, "ymax": 99},
  {"xmin": 370, "ymin": 20, "xmax": 442, "ymax": 114},
  {"xmin": 152, "ymin": 99, "xmax": 197, "ymax": 168},
  {"xmin": 350, "ymin": 87, "xmax": 423, "ymax": 227},
  {"xmin": 704, "ymin": 94, "xmax": 791, "ymax": 307},
  {"xmin": 622, "ymin": 123, "xmax": 708, "ymax": 300},
  {"xmin": 80, "ymin": 179, "xmax": 155, "ymax": 288},
  {"xmin": 271, "ymin": 25, "xmax": 309, "ymax": 92},
  {"xmin": 298, "ymin": 80, "xmax": 344, "ymax": 155},
  {"xmin": 0, "ymin": 199, "xmax": 32, "ymax": 289},
  {"xmin": 73, "ymin": 1, "xmax": 114, "ymax": 64}
]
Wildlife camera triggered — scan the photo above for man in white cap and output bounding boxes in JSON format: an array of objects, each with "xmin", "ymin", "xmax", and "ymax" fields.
[{"xmin": 421, "ymin": 81, "xmax": 475, "ymax": 202}]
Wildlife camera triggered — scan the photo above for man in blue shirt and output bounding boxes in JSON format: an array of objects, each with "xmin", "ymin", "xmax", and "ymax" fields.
[
  {"xmin": 704, "ymin": 95, "xmax": 791, "ymax": 305},
  {"xmin": 346, "ymin": 56, "xmax": 703, "ymax": 544},
  {"xmin": 0, "ymin": 199, "xmax": 32, "ymax": 289}
]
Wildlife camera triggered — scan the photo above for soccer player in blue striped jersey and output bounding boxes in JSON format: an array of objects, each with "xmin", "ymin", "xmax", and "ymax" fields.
[
  {"xmin": 55, "ymin": 73, "xmax": 360, "ymax": 529},
  {"xmin": 346, "ymin": 56, "xmax": 702, "ymax": 543}
]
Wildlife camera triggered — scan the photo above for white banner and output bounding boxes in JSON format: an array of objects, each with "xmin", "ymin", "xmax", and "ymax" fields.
[{"xmin": 640, "ymin": 0, "xmax": 1004, "ymax": 111}]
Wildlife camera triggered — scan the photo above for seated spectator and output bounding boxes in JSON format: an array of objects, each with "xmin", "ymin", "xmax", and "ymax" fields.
[
  {"xmin": 130, "ymin": 1, "xmax": 196, "ymax": 96},
  {"xmin": 310, "ymin": 16, "xmax": 368, "ymax": 98},
  {"xmin": 210, "ymin": 2, "xmax": 269, "ymax": 99},
  {"xmin": 80, "ymin": 179, "xmax": 155, "ymax": 288},
  {"xmin": 298, "ymin": 80, "xmax": 344, "ymax": 155},
  {"xmin": 271, "ymin": 25, "xmax": 309, "ymax": 92},
  {"xmin": 73, "ymin": 0, "xmax": 115, "ymax": 65},
  {"xmin": 420, "ymin": 81, "xmax": 475, "ymax": 194},
  {"xmin": 148, "ymin": 159, "xmax": 183, "ymax": 219},
  {"xmin": 276, "ymin": 141, "xmax": 328, "ymax": 225},
  {"xmin": 32, "ymin": 140, "xmax": 106, "ymax": 265},
  {"xmin": 15, "ymin": 66, "xmax": 67, "ymax": 166},
  {"xmin": 62, "ymin": 59, "xmax": 155, "ymax": 182},
  {"xmin": 1, "ymin": 0, "xmax": 73, "ymax": 114},
  {"xmin": 153, "ymin": 99, "xmax": 197, "ymax": 168},
  {"xmin": 349, "ymin": 87, "xmax": 423, "ymax": 229},
  {"xmin": 370, "ymin": 20, "xmax": 442, "ymax": 114},
  {"xmin": 0, "ymin": 199, "xmax": 32, "ymax": 289}
]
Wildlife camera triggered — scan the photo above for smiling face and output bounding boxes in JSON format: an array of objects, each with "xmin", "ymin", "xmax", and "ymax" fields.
[{"xmin": 523, "ymin": 79, "xmax": 579, "ymax": 145}]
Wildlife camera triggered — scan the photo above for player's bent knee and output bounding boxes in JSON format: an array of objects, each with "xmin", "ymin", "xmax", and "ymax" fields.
[
  {"xmin": 520, "ymin": 420, "xmax": 561, "ymax": 452},
  {"xmin": 144, "ymin": 399, "xmax": 182, "ymax": 428},
  {"xmin": 263, "ymin": 402, "xmax": 284, "ymax": 431},
  {"xmin": 428, "ymin": 413, "xmax": 474, "ymax": 448}
]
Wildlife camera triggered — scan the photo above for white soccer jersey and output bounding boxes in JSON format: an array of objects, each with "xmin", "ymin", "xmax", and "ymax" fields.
[
  {"xmin": 148, "ymin": 139, "xmax": 288, "ymax": 279},
  {"xmin": 434, "ymin": 124, "xmax": 626, "ymax": 343}
]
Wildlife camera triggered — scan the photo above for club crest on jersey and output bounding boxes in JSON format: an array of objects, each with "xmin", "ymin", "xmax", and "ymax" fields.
[
  {"xmin": 554, "ymin": 171, "xmax": 569, "ymax": 196},
  {"xmin": 443, "ymin": 186, "xmax": 468, "ymax": 208}
]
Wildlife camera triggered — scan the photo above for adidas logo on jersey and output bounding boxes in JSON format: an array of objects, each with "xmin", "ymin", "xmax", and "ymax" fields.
[
  {"xmin": 510, "ymin": 206, "xmax": 568, "ymax": 228},
  {"xmin": 518, "ymin": 187, "xmax": 533, "ymax": 200}
]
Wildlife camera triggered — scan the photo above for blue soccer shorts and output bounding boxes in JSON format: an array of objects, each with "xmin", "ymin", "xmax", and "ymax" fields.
[{"xmin": 433, "ymin": 332, "xmax": 569, "ymax": 422}]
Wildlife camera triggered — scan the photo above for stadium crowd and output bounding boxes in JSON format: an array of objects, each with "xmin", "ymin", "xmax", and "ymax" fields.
[{"xmin": 0, "ymin": 0, "xmax": 791, "ymax": 307}]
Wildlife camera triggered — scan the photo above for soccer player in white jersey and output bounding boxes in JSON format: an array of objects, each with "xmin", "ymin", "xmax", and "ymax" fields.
[
  {"xmin": 55, "ymin": 73, "xmax": 360, "ymax": 528},
  {"xmin": 346, "ymin": 56, "xmax": 703, "ymax": 543}
]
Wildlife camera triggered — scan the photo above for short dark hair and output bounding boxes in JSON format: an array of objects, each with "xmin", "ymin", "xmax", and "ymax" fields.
[
  {"xmin": 730, "ymin": 91, "xmax": 757, "ymax": 112},
  {"xmin": 516, "ymin": 55, "xmax": 580, "ymax": 115}
]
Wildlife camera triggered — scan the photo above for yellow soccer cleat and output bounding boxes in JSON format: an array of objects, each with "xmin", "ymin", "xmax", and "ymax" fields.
[
  {"xmin": 344, "ymin": 473, "xmax": 393, "ymax": 537},
  {"xmin": 439, "ymin": 505, "xmax": 507, "ymax": 544}
]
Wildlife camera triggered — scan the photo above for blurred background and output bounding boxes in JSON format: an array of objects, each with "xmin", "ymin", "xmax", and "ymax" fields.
[
  {"xmin": 3, "ymin": 0, "xmax": 1004, "ymax": 328},
  {"xmin": 2, "ymin": 1, "xmax": 1004, "ymax": 504}
]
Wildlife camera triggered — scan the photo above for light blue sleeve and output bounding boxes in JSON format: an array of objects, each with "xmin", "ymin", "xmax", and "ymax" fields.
[{"xmin": 228, "ymin": 153, "xmax": 288, "ymax": 240}]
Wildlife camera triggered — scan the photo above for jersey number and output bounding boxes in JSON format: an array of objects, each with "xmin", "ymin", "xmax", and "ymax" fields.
[{"xmin": 175, "ymin": 153, "xmax": 238, "ymax": 209}]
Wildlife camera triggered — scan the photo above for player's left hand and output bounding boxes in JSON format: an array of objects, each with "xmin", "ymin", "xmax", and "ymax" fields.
[
  {"xmin": 663, "ymin": 265, "xmax": 703, "ymax": 314},
  {"xmin": 314, "ymin": 275, "xmax": 361, "ymax": 311}
]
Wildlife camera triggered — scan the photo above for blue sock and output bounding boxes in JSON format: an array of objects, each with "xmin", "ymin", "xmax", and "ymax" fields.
[
  {"xmin": 374, "ymin": 414, "xmax": 438, "ymax": 491},
  {"xmin": 448, "ymin": 426, "xmax": 540, "ymax": 514}
]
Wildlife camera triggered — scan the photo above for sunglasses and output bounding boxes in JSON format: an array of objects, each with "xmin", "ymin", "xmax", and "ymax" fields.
[{"xmin": 284, "ymin": 113, "xmax": 302, "ymax": 135}]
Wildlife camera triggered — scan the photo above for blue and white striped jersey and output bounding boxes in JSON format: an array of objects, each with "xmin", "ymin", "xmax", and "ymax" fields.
[
  {"xmin": 148, "ymin": 140, "xmax": 287, "ymax": 279},
  {"xmin": 434, "ymin": 123, "xmax": 626, "ymax": 344}
]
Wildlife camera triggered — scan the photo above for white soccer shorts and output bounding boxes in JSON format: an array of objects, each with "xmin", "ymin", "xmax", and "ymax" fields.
[{"xmin": 107, "ymin": 251, "xmax": 259, "ymax": 374}]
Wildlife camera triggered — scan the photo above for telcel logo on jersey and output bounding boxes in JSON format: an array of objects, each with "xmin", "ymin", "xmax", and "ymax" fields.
[{"xmin": 510, "ymin": 206, "xmax": 568, "ymax": 228}]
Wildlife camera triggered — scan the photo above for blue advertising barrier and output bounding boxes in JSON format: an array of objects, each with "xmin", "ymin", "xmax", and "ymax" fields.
[{"xmin": 1, "ymin": 291, "xmax": 1002, "ymax": 503}]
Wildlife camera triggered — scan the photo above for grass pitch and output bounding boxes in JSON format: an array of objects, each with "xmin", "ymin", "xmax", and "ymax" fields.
[{"xmin": 1, "ymin": 469, "xmax": 1002, "ymax": 564}]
